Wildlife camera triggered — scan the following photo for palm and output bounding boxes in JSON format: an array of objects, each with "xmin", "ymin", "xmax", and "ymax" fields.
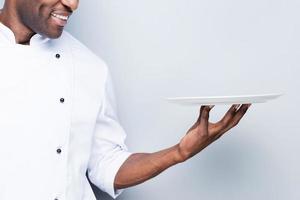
[{"xmin": 178, "ymin": 104, "xmax": 250, "ymax": 162}]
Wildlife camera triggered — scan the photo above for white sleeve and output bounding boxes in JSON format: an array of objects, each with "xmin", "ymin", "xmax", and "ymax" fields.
[{"xmin": 87, "ymin": 71, "xmax": 132, "ymax": 198}]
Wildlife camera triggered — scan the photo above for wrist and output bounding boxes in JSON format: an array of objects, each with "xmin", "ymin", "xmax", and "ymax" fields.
[{"xmin": 171, "ymin": 144, "xmax": 187, "ymax": 163}]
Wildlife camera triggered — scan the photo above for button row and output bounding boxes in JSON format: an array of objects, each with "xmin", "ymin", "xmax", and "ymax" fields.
[{"xmin": 54, "ymin": 53, "xmax": 62, "ymax": 200}]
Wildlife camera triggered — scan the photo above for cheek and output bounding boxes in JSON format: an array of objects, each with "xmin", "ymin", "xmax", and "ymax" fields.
[{"xmin": 38, "ymin": 4, "xmax": 52, "ymax": 20}]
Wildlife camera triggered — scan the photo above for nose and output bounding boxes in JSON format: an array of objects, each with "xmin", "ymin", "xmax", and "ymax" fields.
[{"xmin": 61, "ymin": 0, "xmax": 79, "ymax": 11}]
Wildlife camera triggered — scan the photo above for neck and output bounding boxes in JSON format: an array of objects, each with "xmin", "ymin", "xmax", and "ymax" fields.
[{"xmin": 0, "ymin": 5, "xmax": 35, "ymax": 45}]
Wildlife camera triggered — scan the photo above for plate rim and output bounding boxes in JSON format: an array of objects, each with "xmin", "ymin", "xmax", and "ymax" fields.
[{"xmin": 165, "ymin": 93, "xmax": 283, "ymax": 101}]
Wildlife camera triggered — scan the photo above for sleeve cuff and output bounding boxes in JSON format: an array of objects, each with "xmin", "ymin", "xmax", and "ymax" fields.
[{"xmin": 103, "ymin": 150, "xmax": 132, "ymax": 199}]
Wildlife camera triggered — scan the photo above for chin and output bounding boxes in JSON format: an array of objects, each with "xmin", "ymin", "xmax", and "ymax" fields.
[
  {"xmin": 47, "ymin": 30, "xmax": 64, "ymax": 39},
  {"xmin": 40, "ymin": 27, "xmax": 64, "ymax": 39}
]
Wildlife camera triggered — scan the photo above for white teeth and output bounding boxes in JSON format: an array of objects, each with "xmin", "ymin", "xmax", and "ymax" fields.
[{"xmin": 51, "ymin": 13, "xmax": 68, "ymax": 21}]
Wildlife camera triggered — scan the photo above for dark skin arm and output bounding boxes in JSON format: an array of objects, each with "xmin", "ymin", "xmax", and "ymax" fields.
[{"xmin": 114, "ymin": 104, "xmax": 251, "ymax": 189}]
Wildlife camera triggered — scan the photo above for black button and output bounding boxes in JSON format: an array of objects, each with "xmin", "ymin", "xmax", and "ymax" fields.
[
  {"xmin": 55, "ymin": 54, "xmax": 61, "ymax": 59},
  {"xmin": 60, "ymin": 98, "xmax": 65, "ymax": 103},
  {"xmin": 56, "ymin": 148, "xmax": 62, "ymax": 154}
]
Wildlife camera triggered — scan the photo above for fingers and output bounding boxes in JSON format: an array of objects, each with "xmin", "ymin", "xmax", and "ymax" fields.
[
  {"xmin": 214, "ymin": 104, "xmax": 251, "ymax": 138},
  {"xmin": 227, "ymin": 104, "xmax": 251, "ymax": 129},
  {"xmin": 224, "ymin": 104, "xmax": 240, "ymax": 124},
  {"xmin": 197, "ymin": 105, "xmax": 214, "ymax": 128},
  {"xmin": 213, "ymin": 104, "xmax": 240, "ymax": 133}
]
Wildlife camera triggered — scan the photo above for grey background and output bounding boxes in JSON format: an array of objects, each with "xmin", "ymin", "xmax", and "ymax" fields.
[{"xmin": 1, "ymin": 0, "xmax": 299, "ymax": 199}]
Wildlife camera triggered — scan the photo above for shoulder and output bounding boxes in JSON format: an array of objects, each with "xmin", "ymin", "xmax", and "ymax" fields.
[
  {"xmin": 50, "ymin": 31, "xmax": 109, "ymax": 74},
  {"xmin": 48, "ymin": 31, "xmax": 111, "ymax": 89}
]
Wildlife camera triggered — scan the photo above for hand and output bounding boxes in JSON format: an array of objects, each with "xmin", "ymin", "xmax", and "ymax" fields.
[{"xmin": 176, "ymin": 104, "xmax": 251, "ymax": 162}]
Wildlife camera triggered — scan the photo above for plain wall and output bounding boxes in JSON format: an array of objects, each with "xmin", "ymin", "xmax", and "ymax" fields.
[{"xmin": 1, "ymin": 0, "xmax": 299, "ymax": 200}]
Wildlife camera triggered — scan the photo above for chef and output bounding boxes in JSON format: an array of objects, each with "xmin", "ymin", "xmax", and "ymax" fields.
[{"xmin": 0, "ymin": 0, "xmax": 251, "ymax": 200}]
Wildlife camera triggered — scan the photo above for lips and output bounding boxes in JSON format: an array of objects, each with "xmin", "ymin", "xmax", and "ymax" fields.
[{"xmin": 50, "ymin": 11, "xmax": 72, "ymax": 27}]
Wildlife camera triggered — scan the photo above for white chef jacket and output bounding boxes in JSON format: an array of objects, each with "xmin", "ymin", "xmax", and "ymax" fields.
[{"xmin": 0, "ymin": 22, "xmax": 132, "ymax": 200}]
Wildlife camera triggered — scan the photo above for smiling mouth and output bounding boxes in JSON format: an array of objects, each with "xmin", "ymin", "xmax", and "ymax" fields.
[
  {"xmin": 50, "ymin": 12, "xmax": 71, "ymax": 27},
  {"xmin": 51, "ymin": 13, "xmax": 69, "ymax": 21}
]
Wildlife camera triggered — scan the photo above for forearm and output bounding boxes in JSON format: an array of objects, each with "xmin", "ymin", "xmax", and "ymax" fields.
[
  {"xmin": 114, "ymin": 104, "xmax": 251, "ymax": 190},
  {"xmin": 114, "ymin": 144, "xmax": 182, "ymax": 189}
]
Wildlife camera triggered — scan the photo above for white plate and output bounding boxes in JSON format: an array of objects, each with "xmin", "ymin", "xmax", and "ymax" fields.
[{"xmin": 166, "ymin": 93, "xmax": 282, "ymax": 105}]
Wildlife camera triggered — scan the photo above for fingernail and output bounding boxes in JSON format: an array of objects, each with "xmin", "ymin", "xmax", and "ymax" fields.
[
  {"xmin": 209, "ymin": 105, "xmax": 215, "ymax": 109},
  {"xmin": 234, "ymin": 104, "xmax": 240, "ymax": 110},
  {"xmin": 247, "ymin": 104, "xmax": 251, "ymax": 108}
]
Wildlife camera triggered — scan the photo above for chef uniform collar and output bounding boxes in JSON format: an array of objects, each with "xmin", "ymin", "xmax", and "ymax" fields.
[{"xmin": 0, "ymin": 21, "xmax": 50, "ymax": 46}]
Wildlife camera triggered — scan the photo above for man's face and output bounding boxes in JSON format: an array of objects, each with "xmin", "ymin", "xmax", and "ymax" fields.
[{"xmin": 16, "ymin": 0, "xmax": 79, "ymax": 38}]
